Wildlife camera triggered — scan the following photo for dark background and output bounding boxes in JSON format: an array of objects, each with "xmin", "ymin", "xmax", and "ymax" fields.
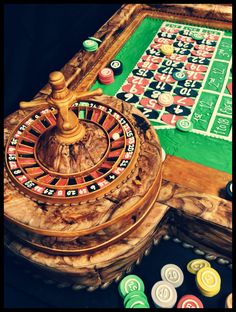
[
  {"xmin": 3, "ymin": 3, "xmax": 232, "ymax": 309},
  {"xmin": 4, "ymin": 3, "xmax": 121, "ymax": 117}
]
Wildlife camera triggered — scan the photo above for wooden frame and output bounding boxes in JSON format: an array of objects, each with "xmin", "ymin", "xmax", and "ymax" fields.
[{"xmin": 4, "ymin": 4, "xmax": 232, "ymax": 289}]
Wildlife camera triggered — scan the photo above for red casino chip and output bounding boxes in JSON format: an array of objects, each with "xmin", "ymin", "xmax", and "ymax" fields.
[
  {"xmin": 194, "ymin": 44, "xmax": 215, "ymax": 52},
  {"xmin": 161, "ymin": 114, "xmax": 183, "ymax": 126},
  {"xmin": 176, "ymin": 35, "xmax": 194, "ymax": 43},
  {"xmin": 98, "ymin": 67, "xmax": 114, "ymax": 84},
  {"xmin": 154, "ymin": 37, "xmax": 174, "ymax": 45},
  {"xmin": 140, "ymin": 98, "xmax": 162, "ymax": 110},
  {"xmin": 154, "ymin": 73, "xmax": 176, "ymax": 83},
  {"xmin": 127, "ymin": 76, "xmax": 150, "ymax": 86},
  {"xmin": 191, "ymin": 50, "xmax": 213, "ymax": 58},
  {"xmin": 122, "ymin": 83, "xmax": 145, "ymax": 95},
  {"xmin": 185, "ymin": 63, "xmax": 208, "ymax": 72},
  {"xmin": 186, "ymin": 71, "xmax": 204, "ymax": 81},
  {"xmin": 177, "ymin": 295, "xmax": 204, "ymax": 309},
  {"xmin": 142, "ymin": 55, "xmax": 162, "ymax": 63},
  {"xmin": 173, "ymin": 96, "xmax": 195, "ymax": 106},
  {"xmin": 137, "ymin": 61, "xmax": 158, "ymax": 71},
  {"xmin": 166, "ymin": 54, "xmax": 187, "ymax": 62}
]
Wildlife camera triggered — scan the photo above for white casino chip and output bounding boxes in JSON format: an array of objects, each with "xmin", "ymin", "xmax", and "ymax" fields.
[
  {"xmin": 161, "ymin": 264, "xmax": 184, "ymax": 288},
  {"xmin": 151, "ymin": 280, "xmax": 177, "ymax": 308}
]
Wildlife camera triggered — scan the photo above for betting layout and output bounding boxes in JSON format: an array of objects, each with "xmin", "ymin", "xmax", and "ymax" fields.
[
  {"xmin": 116, "ymin": 21, "xmax": 232, "ymax": 142},
  {"xmin": 5, "ymin": 102, "xmax": 138, "ymax": 204}
]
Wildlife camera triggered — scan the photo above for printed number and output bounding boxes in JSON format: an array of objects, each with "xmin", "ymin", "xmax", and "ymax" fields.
[
  {"xmin": 179, "ymin": 88, "xmax": 192, "ymax": 96},
  {"xmin": 13, "ymin": 169, "xmax": 21, "ymax": 175},
  {"xmin": 66, "ymin": 190, "xmax": 77, "ymax": 196},
  {"xmin": 120, "ymin": 160, "xmax": 129, "ymax": 167},
  {"xmin": 218, "ymin": 118, "xmax": 229, "ymax": 125},
  {"xmin": 24, "ymin": 180, "xmax": 35, "ymax": 188}
]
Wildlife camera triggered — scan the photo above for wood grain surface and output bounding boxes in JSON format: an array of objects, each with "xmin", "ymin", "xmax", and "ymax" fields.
[{"xmin": 4, "ymin": 4, "xmax": 232, "ymax": 289}]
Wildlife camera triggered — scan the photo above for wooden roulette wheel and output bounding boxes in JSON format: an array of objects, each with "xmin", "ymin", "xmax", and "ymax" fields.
[{"xmin": 4, "ymin": 70, "xmax": 163, "ymax": 288}]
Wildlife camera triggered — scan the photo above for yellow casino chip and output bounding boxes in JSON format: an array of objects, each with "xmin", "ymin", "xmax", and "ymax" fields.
[
  {"xmin": 187, "ymin": 259, "xmax": 211, "ymax": 275},
  {"xmin": 160, "ymin": 44, "xmax": 174, "ymax": 56},
  {"xmin": 196, "ymin": 267, "xmax": 221, "ymax": 297}
]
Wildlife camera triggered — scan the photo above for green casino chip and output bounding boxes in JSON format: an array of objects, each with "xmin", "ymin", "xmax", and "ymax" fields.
[
  {"xmin": 191, "ymin": 32, "xmax": 205, "ymax": 41},
  {"xmin": 125, "ymin": 297, "xmax": 150, "ymax": 308},
  {"xmin": 118, "ymin": 275, "xmax": 145, "ymax": 298},
  {"xmin": 88, "ymin": 36, "xmax": 102, "ymax": 43},
  {"xmin": 83, "ymin": 39, "xmax": 98, "ymax": 52},
  {"xmin": 173, "ymin": 71, "xmax": 188, "ymax": 81},
  {"xmin": 123, "ymin": 290, "xmax": 148, "ymax": 306},
  {"xmin": 176, "ymin": 119, "xmax": 193, "ymax": 132}
]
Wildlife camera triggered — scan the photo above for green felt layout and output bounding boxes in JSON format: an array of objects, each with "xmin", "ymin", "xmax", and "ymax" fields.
[
  {"xmin": 91, "ymin": 18, "xmax": 163, "ymax": 95},
  {"xmin": 90, "ymin": 17, "xmax": 232, "ymax": 174}
]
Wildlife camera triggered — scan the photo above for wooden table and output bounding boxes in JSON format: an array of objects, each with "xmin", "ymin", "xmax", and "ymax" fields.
[{"xmin": 4, "ymin": 4, "xmax": 232, "ymax": 308}]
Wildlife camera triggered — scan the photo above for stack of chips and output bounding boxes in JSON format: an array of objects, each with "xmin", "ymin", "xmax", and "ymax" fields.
[
  {"xmin": 151, "ymin": 263, "xmax": 184, "ymax": 308},
  {"xmin": 108, "ymin": 60, "xmax": 123, "ymax": 75},
  {"xmin": 98, "ymin": 68, "xmax": 114, "ymax": 84},
  {"xmin": 151, "ymin": 280, "xmax": 177, "ymax": 308},
  {"xmin": 177, "ymin": 294, "xmax": 204, "ymax": 308},
  {"xmin": 187, "ymin": 259, "xmax": 221, "ymax": 297},
  {"xmin": 187, "ymin": 259, "xmax": 211, "ymax": 275},
  {"xmin": 83, "ymin": 39, "xmax": 99, "ymax": 52},
  {"xmin": 160, "ymin": 264, "xmax": 184, "ymax": 288},
  {"xmin": 118, "ymin": 274, "xmax": 150, "ymax": 308},
  {"xmin": 225, "ymin": 293, "xmax": 232, "ymax": 308},
  {"xmin": 195, "ymin": 267, "xmax": 221, "ymax": 297}
]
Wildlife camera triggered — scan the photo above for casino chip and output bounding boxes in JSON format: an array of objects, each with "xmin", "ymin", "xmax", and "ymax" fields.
[
  {"xmin": 109, "ymin": 60, "xmax": 123, "ymax": 75},
  {"xmin": 83, "ymin": 39, "xmax": 98, "ymax": 52},
  {"xmin": 125, "ymin": 297, "xmax": 150, "ymax": 308},
  {"xmin": 88, "ymin": 36, "xmax": 102, "ymax": 43},
  {"xmin": 225, "ymin": 293, "xmax": 232, "ymax": 308},
  {"xmin": 151, "ymin": 280, "xmax": 177, "ymax": 308},
  {"xmin": 98, "ymin": 67, "xmax": 114, "ymax": 84},
  {"xmin": 161, "ymin": 264, "xmax": 184, "ymax": 288},
  {"xmin": 173, "ymin": 71, "xmax": 188, "ymax": 81},
  {"xmin": 187, "ymin": 259, "xmax": 211, "ymax": 275},
  {"xmin": 191, "ymin": 32, "xmax": 205, "ymax": 41},
  {"xmin": 118, "ymin": 275, "xmax": 145, "ymax": 298},
  {"xmin": 176, "ymin": 119, "xmax": 193, "ymax": 132},
  {"xmin": 160, "ymin": 44, "xmax": 174, "ymax": 56},
  {"xmin": 158, "ymin": 92, "xmax": 174, "ymax": 107},
  {"xmin": 196, "ymin": 267, "xmax": 221, "ymax": 297},
  {"xmin": 177, "ymin": 294, "xmax": 204, "ymax": 308},
  {"xmin": 226, "ymin": 181, "xmax": 232, "ymax": 199},
  {"xmin": 123, "ymin": 290, "xmax": 148, "ymax": 306}
]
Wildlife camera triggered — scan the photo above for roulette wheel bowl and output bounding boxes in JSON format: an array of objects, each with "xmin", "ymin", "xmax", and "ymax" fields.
[{"xmin": 4, "ymin": 71, "xmax": 163, "ymax": 288}]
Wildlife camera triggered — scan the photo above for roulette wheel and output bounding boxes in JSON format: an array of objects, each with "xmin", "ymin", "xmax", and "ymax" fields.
[{"xmin": 4, "ymin": 70, "xmax": 163, "ymax": 288}]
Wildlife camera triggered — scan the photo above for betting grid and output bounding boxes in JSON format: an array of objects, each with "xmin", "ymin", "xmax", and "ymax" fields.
[{"xmin": 115, "ymin": 21, "xmax": 232, "ymax": 142}]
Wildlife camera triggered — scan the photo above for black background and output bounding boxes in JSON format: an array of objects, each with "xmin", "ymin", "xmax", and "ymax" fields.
[
  {"xmin": 3, "ymin": 3, "xmax": 233, "ymax": 309},
  {"xmin": 4, "ymin": 3, "xmax": 121, "ymax": 117}
]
